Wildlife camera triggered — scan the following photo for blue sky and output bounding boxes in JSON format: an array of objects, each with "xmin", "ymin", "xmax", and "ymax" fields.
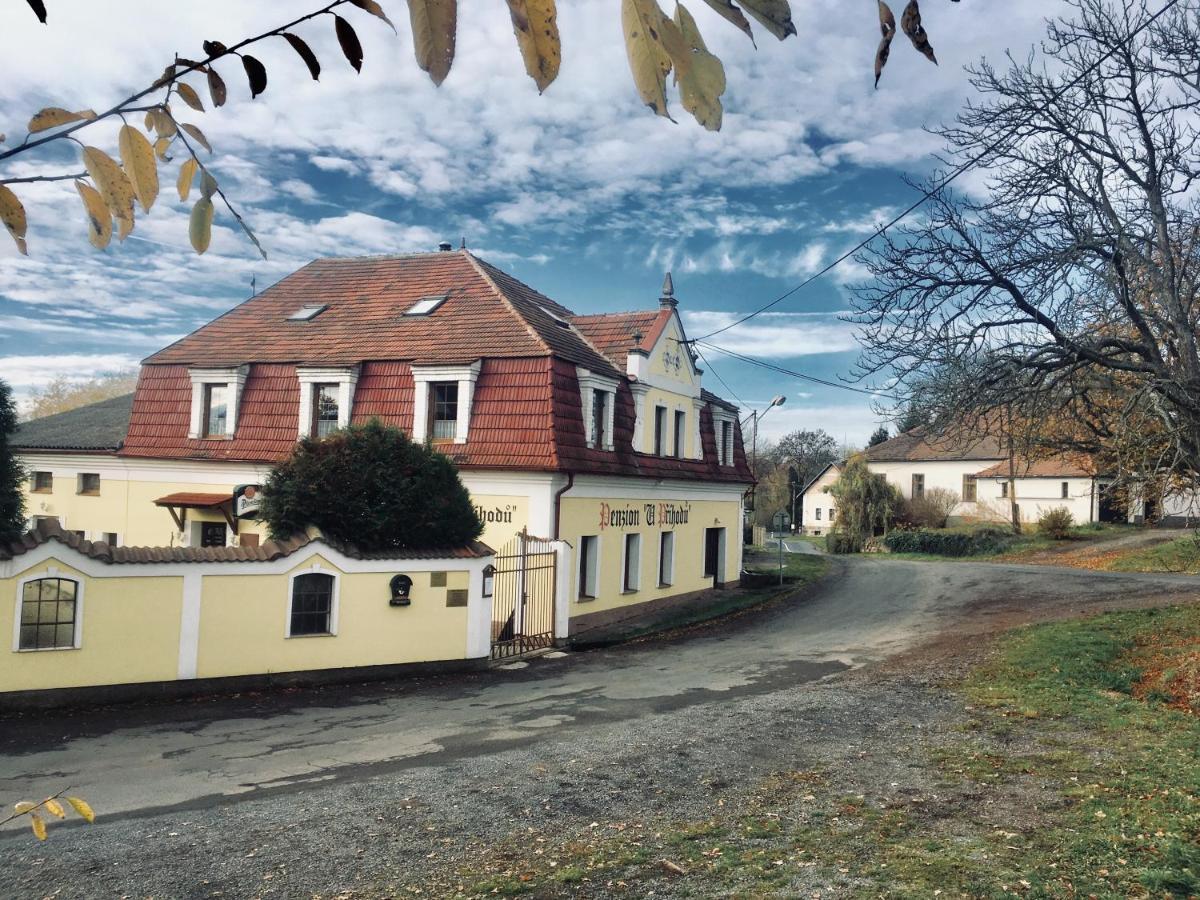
[{"xmin": 0, "ymin": 0, "xmax": 1066, "ymax": 442}]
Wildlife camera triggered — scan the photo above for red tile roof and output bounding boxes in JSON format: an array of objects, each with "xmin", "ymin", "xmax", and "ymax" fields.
[
  {"xmin": 146, "ymin": 250, "xmax": 618, "ymax": 375},
  {"xmin": 118, "ymin": 251, "xmax": 753, "ymax": 484},
  {"xmin": 864, "ymin": 427, "xmax": 1006, "ymax": 462},
  {"xmin": 571, "ymin": 309, "xmax": 671, "ymax": 368},
  {"xmin": 976, "ymin": 455, "xmax": 1098, "ymax": 478}
]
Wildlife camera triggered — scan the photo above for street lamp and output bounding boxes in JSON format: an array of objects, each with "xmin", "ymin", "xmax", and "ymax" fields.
[{"xmin": 742, "ymin": 395, "xmax": 786, "ymax": 476}]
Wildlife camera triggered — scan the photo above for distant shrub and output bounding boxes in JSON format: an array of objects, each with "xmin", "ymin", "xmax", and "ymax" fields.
[
  {"xmin": 825, "ymin": 532, "xmax": 858, "ymax": 554},
  {"xmin": 903, "ymin": 487, "xmax": 960, "ymax": 529},
  {"xmin": 1038, "ymin": 507, "xmax": 1075, "ymax": 540},
  {"xmin": 884, "ymin": 527, "xmax": 1013, "ymax": 557}
]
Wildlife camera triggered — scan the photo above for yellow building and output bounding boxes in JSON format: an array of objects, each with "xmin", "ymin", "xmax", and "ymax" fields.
[{"xmin": 13, "ymin": 250, "xmax": 753, "ymax": 661}]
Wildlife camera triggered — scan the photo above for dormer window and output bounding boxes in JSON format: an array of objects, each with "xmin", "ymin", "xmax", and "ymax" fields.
[
  {"xmin": 188, "ymin": 367, "xmax": 248, "ymax": 440},
  {"xmin": 297, "ymin": 367, "xmax": 359, "ymax": 439},
  {"xmin": 576, "ymin": 367, "xmax": 618, "ymax": 452},
  {"xmin": 405, "ymin": 294, "xmax": 448, "ymax": 316},
  {"xmin": 203, "ymin": 384, "xmax": 227, "ymax": 437},
  {"xmin": 411, "ymin": 363, "xmax": 481, "ymax": 444},
  {"xmin": 312, "ymin": 383, "xmax": 339, "ymax": 437},
  {"xmin": 288, "ymin": 305, "xmax": 327, "ymax": 322},
  {"xmin": 592, "ymin": 390, "xmax": 610, "ymax": 449},
  {"xmin": 430, "ymin": 382, "xmax": 459, "ymax": 440}
]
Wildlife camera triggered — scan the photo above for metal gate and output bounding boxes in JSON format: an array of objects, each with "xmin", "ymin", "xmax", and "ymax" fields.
[{"xmin": 490, "ymin": 529, "xmax": 557, "ymax": 660}]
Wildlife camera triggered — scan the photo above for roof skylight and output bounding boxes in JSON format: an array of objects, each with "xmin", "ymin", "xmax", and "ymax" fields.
[
  {"xmin": 404, "ymin": 294, "xmax": 449, "ymax": 316},
  {"xmin": 288, "ymin": 305, "xmax": 328, "ymax": 322},
  {"xmin": 540, "ymin": 306, "xmax": 571, "ymax": 328}
]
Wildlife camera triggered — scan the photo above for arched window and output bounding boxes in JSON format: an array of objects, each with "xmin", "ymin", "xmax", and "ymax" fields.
[
  {"xmin": 482, "ymin": 564, "xmax": 496, "ymax": 598},
  {"xmin": 289, "ymin": 572, "xmax": 336, "ymax": 636},
  {"xmin": 18, "ymin": 577, "xmax": 79, "ymax": 650}
]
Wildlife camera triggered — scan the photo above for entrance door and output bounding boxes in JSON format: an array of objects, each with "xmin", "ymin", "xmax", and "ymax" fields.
[
  {"xmin": 704, "ymin": 527, "xmax": 725, "ymax": 584},
  {"xmin": 200, "ymin": 522, "xmax": 228, "ymax": 547}
]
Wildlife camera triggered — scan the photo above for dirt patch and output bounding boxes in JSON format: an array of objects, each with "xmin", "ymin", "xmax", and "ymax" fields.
[
  {"xmin": 1131, "ymin": 637, "xmax": 1200, "ymax": 716},
  {"xmin": 997, "ymin": 529, "xmax": 1175, "ymax": 570}
]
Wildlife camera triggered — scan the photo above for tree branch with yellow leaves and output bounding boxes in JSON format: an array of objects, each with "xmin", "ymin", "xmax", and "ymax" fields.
[{"xmin": 1, "ymin": 0, "xmax": 950, "ymax": 259}]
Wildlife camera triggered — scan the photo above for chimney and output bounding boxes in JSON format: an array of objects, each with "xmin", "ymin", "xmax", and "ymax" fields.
[
  {"xmin": 659, "ymin": 271, "xmax": 677, "ymax": 309},
  {"xmin": 438, "ymin": 241, "xmax": 453, "ymax": 252}
]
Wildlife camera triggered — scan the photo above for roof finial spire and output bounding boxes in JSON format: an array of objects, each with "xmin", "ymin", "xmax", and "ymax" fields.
[
  {"xmin": 460, "ymin": 236, "xmax": 467, "ymax": 250},
  {"xmin": 660, "ymin": 271, "xmax": 677, "ymax": 309}
]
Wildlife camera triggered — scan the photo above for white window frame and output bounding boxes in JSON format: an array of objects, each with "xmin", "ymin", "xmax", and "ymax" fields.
[
  {"xmin": 621, "ymin": 532, "xmax": 641, "ymax": 593},
  {"xmin": 285, "ymin": 564, "xmax": 340, "ymax": 638},
  {"xmin": 297, "ymin": 367, "xmax": 359, "ymax": 439},
  {"xmin": 12, "ymin": 569, "xmax": 84, "ymax": 652},
  {"xmin": 411, "ymin": 362, "xmax": 481, "ymax": 444},
  {"xmin": 188, "ymin": 366, "xmax": 248, "ymax": 439},
  {"xmin": 576, "ymin": 367, "xmax": 619, "ymax": 451},
  {"xmin": 658, "ymin": 530, "xmax": 675, "ymax": 587},
  {"xmin": 711, "ymin": 409, "xmax": 737, "ymax": 466}
]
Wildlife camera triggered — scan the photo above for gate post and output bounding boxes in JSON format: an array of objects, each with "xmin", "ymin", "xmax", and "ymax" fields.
[
  {"xmin": 514, "ymin": 527, "xmax": 528, "ymax": 636},
  {"xmin": 551, "ymin": 540, "xmax": 571, "ymax": 642}
]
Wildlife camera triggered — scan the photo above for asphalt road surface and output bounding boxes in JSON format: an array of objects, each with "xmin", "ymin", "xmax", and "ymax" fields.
[{"xmin": 2, "ymin": 558, "xmax": 1196, "ymax": 897}]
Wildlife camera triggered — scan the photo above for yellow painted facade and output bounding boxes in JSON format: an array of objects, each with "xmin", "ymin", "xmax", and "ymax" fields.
[
  {"xmin": 196, "ymin": 555, "xmax": 470, "ymax": 679},
  {"xmin": 560, "ymin": 494, "xmax": 740, "ymax": 618},
  {"xmin": 0, "ymin": 558, "xmax": 182, "ymax": 692}
]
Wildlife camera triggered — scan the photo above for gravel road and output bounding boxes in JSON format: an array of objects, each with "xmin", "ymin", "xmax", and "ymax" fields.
[{"xmin": 1, "ymin": 558, "xmax": 1196, "ymax": 898}]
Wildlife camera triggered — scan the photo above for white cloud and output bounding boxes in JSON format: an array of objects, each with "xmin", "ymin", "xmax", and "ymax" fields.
[
  {"xmin": 683, "ymin": 310, "xmax": 860, "ymax": 358},
  {"xmin": 0, "ymin": 353, "xmax": 141, "ymax": 393}
]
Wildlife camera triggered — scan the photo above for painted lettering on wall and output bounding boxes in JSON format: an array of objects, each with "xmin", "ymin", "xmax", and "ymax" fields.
[
  {"xmin": 474, "ymin": 504, "xmax": 515, "ymax": 525},
  {"xmin": 598, "ymin": 501, "xmax": 690, "ymax": 530}
]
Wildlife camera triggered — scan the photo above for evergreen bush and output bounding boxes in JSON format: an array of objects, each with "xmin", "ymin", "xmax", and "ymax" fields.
[
  {"xmin": 0, "ymin": 380, "xmax": 25, "ymax": 543},
  {"xmin": 260, "ymin": 420, "xmax": 483, "ymax": 551}
]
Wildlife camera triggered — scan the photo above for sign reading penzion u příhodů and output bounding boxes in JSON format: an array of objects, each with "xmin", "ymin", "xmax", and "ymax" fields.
[{"xmin": 597, "ymin": 501, "xmax": 691, "ymax": 530}]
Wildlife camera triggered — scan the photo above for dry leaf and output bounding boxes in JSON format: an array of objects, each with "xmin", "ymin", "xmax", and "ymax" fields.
[
  {"xmin": 622, "ymin": 0, "xmax": 676, "ymax": 120},
  {"xmin": 76, "ymin": 179, "xmax": 113, "ymax": 249},
  {"xmin": 118, "ymin": 124, "xmax": 159, "ymax": 213},
  {"xmin": 283, "ymin": 32, "xmax": 321, "ymax": 80},
  {"xmin": 739, "ymin": 0, "xmax": 795, "ymax": 41},
  {"xmin": 0, "ymin": 184, "xmax": 28, "ymax": 255},
  {"xmin": 900, "ymin": 0, "xmax": 936, "ymax": 64},
  {"xmin": 505, "ymin": 0, "xmax": 560, "ymax": 93},
  {"xmin": 674, "ymin": 3, "xmax": 726, "ymax": 131},
  {"xmin": 334, "ymin": 15, "xmax": 364, "ymax": 72},
  {"xmin": 190, "ymin": 197, "xmax": 215, "ymax": 254},
  {"xmin": 699, "ymin": 0, "xmax": 754, "ymax": 45},
  {"xmin": 176, "ymin": 82, "xmax": 205, "ymax": 112},
  {"xmin": 875, "ymin": 1, "xmax": 896, "ymax": 87},
  {"xmin": 82, "ymin": 146, "xmax": 135, "ymax": 239},
  {"xmin": 66, "ymin": 796, "xmax": 95, "ymax": 823},
  {"xmin": 27, "ymin": 107, "xmax": 97, "ymax": 134},
  {"xmin": 177, "ymin": 158, "xmax": 199, "ymax": 201},
  {"xmin": 408, "ymin": 0, "xmax": 457, "ymax": 86}
]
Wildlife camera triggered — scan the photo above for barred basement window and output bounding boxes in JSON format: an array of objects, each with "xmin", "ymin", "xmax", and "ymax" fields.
[
  {"xmin": 289, "ymin": 572, "xmax": 335, "ymax": 636},
  {"xmin": 18, "ymin": 577, "xmax": 78, "ymax": 650}
]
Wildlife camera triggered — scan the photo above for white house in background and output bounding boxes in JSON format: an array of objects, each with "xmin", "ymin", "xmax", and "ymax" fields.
[
  {"xmin": 798, "ymin": 462, "xmax": 841, "ymax": 536},
  {"xmin": 974, "ymin": 456, "xmax": 1109, "ymax": 524},
  {"xmin": 798, "ymin": 428, "xmax": 1123, "ymax": 532}
]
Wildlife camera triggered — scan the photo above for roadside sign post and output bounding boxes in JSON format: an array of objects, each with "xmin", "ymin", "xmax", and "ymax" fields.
[{"xmin": 771, "ymin": 510, "xmax": 791, "ymax": 585}]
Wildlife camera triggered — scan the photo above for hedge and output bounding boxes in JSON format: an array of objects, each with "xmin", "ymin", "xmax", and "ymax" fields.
[{"xmin": 883, "ymin": 527, "xmax": 1013, "ymax": 557}]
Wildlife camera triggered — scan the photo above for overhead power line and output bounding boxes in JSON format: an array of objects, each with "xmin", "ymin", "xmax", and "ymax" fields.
[
  {"xmin": 697, "ymin": 341, "xmax": 902, "ymax": 401},
  {"xmin": 687, "ymin": 0, "xmax": 1183, "ymax": 345},
  {"xmin": 693, "ymin": 343, "xmax": 746, "ymax": 407}
]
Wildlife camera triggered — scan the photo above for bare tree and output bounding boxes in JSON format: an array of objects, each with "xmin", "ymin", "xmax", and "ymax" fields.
[{"xmin": 852, "ymin": 0, "xmax": 1200, "ymax": 490}]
